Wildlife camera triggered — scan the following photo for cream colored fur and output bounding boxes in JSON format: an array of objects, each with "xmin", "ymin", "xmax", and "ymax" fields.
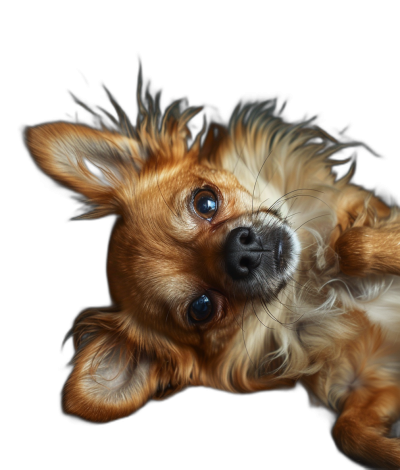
[{"xmin": 213, "ymin": 109, "xmax": 400, "ymax": 409}]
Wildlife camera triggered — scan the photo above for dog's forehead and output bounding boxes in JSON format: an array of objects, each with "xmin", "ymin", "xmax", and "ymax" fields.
[{"xmin": 138, "ymin": 159, "xmax": 246, "ymax": 198}]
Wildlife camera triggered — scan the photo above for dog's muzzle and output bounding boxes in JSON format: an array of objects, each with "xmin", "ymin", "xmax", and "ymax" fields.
[{"xmin": 223, "ymin": 224, "xmax": 299, "ymax": 296}]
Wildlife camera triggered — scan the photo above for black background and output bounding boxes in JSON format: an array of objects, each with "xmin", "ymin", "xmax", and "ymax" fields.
[{"xmin": 10, "ymin": 11, "xmax": 400, "ymax": 469}]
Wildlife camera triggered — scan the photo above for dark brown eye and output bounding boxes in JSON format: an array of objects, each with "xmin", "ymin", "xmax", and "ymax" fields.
[
  {"xmin": 193, "ymin": 190, "xmax": 218, "ymax": 220},
  {"xmin": 189, "ymin": 295, "xmax": 213, "ymax": 322}
]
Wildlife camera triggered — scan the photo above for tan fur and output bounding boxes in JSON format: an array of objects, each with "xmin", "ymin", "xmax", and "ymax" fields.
[
  {"xmin": 333, "ymin": 385, "xmax": 400, "ymax": 469},
  {"xmin": 25, "ymin": 73, "xmax": 400, "ymax": 468},
  {"xmin": 336, "ymin": 222, "xmax": 400, "ymax": 276}
]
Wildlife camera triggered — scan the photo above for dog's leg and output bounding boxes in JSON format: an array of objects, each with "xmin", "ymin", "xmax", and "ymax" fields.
[
  {"xmin": 333, "ymin": 186, "xmax": 400, "ymax": 276},
  {"xmin": 336, "ymin": 223, "xmax": 400, "ymax": 276},
  {"xmin": 332, "ymin": 385, "xmax": 400, "ymax": 469}
]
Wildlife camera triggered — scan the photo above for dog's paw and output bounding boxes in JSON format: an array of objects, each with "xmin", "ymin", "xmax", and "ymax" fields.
[
  {"xmin": 336, "ymin": 225, "xmax": 400, "ymax": 277},
  {"xmin": 335, "ymin": 227, "xmax": 374, "ymax": 276}
]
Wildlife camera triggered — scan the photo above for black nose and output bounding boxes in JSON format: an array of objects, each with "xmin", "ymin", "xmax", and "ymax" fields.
[{"xmin": 224, "ymin": 227, "xmax": 263, "ymax": 280}]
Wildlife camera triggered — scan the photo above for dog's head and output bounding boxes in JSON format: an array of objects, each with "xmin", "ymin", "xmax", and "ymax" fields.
[{"xmin": 25, "ymin": 81, "xmax": 300, "ymax": 421}]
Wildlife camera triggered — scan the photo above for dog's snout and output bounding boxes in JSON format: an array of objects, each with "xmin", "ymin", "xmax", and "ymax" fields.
[{"xmin": 224, "ymin": 227, "xmax": 263, "ymax": 280}]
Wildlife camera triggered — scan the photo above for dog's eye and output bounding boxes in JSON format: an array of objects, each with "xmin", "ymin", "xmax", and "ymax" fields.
[
  {"xmin": 193, "ymin": 190, "xmax": 218, "ymax": 220},
  {"xmin": 189, "ymin": 295, "xmax": 213, "ymax": 322}
]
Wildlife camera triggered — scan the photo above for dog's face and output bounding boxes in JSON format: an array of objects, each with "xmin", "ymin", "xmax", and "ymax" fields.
[
  {"xmin": 108, "ymin": 154, "xmax": 299, "ymax": 348},
  {"xmin": 25, "ymin": 90, "xmax": 299, "ymax": 421}
]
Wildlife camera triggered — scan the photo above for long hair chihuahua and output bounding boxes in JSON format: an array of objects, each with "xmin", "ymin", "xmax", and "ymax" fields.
[{"xmin": 25, "ymin": 70, "xmax": 400, "ymax": 469}]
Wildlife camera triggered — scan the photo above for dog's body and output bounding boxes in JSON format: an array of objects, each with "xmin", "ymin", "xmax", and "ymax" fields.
[{"xmin": 25, "ymin": 74, "xmax": 400, "ymax": 468}]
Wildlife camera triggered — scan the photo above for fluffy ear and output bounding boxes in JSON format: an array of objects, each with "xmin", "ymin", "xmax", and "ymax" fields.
[
  {"xmin": 25, "ymin": 123, "xmax": 142, "ymax": 218},
  {"xmin": 62, "ymin": 309, "xmax": 162, "ymax": 422}
]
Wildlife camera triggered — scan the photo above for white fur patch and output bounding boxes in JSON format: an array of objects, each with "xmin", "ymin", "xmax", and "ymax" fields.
[{"xmin": 362, "ymin": 276, "xmax": 400, "ymax": 341}]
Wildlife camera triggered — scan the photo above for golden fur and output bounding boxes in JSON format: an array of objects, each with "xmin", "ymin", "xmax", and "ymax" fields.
[{"xmin": 25, "ymin": 71, "xmax": 400, "ymax": 468}]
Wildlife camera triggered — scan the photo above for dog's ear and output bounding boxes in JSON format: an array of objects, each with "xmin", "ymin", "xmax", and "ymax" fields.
[
  {"xmin": 25, "ymin": 123, "xmax": 142, "ymax": 218},
  {"xmin": 62, "ymin": 309, "xmax": 168, "ymax": 422}
]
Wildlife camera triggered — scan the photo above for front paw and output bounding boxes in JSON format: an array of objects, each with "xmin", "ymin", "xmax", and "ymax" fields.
[
  {"xmin": 335, "ymin": 227, "xmax": 373, "ymax": 276},
  {"xmin": 335, "ymin": 225, "xmax": 400, "ymax": 277}
]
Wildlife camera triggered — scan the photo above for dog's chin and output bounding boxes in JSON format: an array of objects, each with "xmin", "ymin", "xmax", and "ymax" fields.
[{"xmin": 225, "ymin": 223, "xmax": 300, "ymax": 302}]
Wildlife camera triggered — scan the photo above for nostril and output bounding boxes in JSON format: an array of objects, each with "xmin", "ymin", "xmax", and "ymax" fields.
[
  {"xmin": 239, "ymin": 252, "xmax": 261, "ymax": 272},
  {"xmin": 239, "ymin": 230, "xmax": 251, "ymax": 245}
]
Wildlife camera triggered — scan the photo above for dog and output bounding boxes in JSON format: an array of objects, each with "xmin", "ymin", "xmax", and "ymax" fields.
[{"xmin": 25, "ymin": 70, "xmax": 400, "ymax": 469}]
